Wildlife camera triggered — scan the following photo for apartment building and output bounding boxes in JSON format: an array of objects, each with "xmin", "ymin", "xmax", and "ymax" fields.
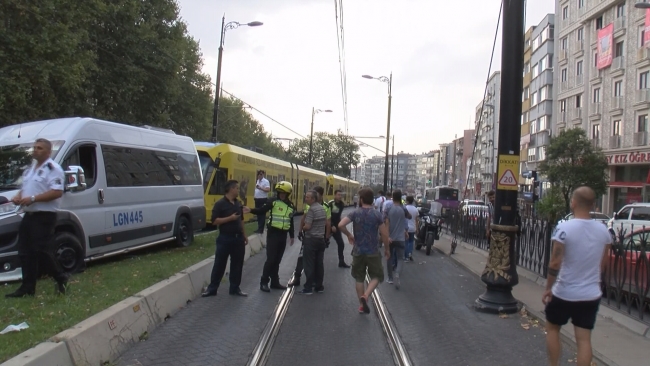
[
  {"xmin": 471, "ymin": 71, "xmax": 501, "ymax": 197},
  {"xmin": 521, "ymin": 26, "xmax": 535, "ymax": 186},
  {"xmin": 439, "ymin": 143, "xmax": 452, "ymax": 186},
  {"xmin": 554, "ymin": 0, "xmax": 650, "ymax": 213},
  {"xmin": 451, "ymin": 130, "xmax": 476, "ymax": 196},
  {"xmin": 415, "ymin": 150, "xmax": 441, "ymax": 193}
]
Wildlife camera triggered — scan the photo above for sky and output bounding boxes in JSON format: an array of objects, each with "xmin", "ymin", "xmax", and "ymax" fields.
[{"xmin": 177, "ymin": 0, "xmax": 555, "ymax": 160}]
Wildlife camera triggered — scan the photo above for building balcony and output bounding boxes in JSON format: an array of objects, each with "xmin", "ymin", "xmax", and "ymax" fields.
[
  {"xmin": 611, "ymin": 56, "xmax": 625, "ymax": 77},
  {"xmin": 590, "ymin": 68, "xmax": 602, "ymax": 84},
  {"xmin": 589, "ymin": 102, "xmax": 601, "ymax": 120},
  {"xmin": 574, "ymin": 41, "xmax": 584, "ymax": 57},
  {"xmin": 635, "ymin": 88, "xmax": 650, "ymax": 109},
  {"xmin": 636, "ymin": 47, "xmax": 650, "ymax": 67},
  {"xmin": 559, "ymin": 49, "xmax": 568, "ymax": 64},
  {"xmin": 634, "ymin": 131, "xmax": 647, "ymax": 147},
  {"xmin": 560, "ymin": 80, "xmax": 569, "ymax": 92},
  {"xmin": 558, "ymin": 111, "xmax": 567, "ymax": 123},
  {"xmin": 608, "ymin": 135, "xmax": 621, "ymax": 150},
  {"xmin": 611, "ymin": 96, "xmax": 624, "ymax": 115},
  {"xmin": 591, "ymin": 138, "xmax": 600, "ymax": 148},
  {"xmin": 614, "ymin": 16, "xmax": 626, "ymax": 37},
  {"xmin": 570, "ymin": 108, "xmax": 582, "ymax": 121},
  {"xmin": 576, "ymin": 74, "xmax": 584, "ymax": 86}
]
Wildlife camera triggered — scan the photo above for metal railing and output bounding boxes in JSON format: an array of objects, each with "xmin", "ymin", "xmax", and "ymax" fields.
[{"xmin": 443, "ymin": 208, "xmax": 650, "ymax": 323}]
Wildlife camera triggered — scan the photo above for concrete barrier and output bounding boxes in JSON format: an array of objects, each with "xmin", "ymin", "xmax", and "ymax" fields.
[
  {"xmin": 137, "ymin": 273, "xmax": 194, "ymax": 325},
  {"xmin": 51, "ymin": 296, "xmax": 154, "ymax": 366},
  {"xmin": 1, "ymin": 342, "xmax": 73, "ymax": 366},
  {"xmin": 181, "ymin": 258, "xmax": 215, "ymax": 298}
]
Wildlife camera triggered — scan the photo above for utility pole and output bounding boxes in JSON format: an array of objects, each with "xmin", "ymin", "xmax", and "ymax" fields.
[
  {"xmin": 436, "ymin": 152, "xmax": 441, "ymax": 186},
  {"xmin": 211, "ymin": 15, "xmax": 226, "ymax": 143},
  {"xmin": 390, "ymin": 135, "xmax": 395, "ymax": 191},
  {"xmin": 475, "ymin": 0, "xmax": 524, "ymax": 314}
]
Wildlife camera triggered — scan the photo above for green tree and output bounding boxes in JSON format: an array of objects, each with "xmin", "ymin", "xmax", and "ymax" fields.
[
  {"xmin": 288, "ymin": 130, "xmax": 360, "ymax": 176},
  {"xmin": 536, "ymin": 185, "xmax": 567, "ymax": 223},
  {"xmin": 214, "ymin": 96, "xmax": 285, "ymax": 159},
  {"xmin": 538, "ymin": 128, "xmax": 608, "ymax": 213}
]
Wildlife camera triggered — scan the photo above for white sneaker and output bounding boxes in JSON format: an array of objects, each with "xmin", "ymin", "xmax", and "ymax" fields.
[{"xmin": 387, "ymin": 278, "xmax": 394, "ymax": 284}]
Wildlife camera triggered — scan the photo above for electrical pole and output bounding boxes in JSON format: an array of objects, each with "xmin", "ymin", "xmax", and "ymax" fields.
[
  {"xmin": 475, "ymin": 0, "xmax": 524, "ymax": 314},
  {"xmin": 390, "ymin": 135, "xmax": 395, "ymax": 191}
]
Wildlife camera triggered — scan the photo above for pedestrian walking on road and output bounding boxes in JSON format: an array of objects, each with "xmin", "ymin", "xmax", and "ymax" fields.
[
  {"xmin": 5, "ymin": 138, "xmax": 69, "ymax": 298},
  {"xmin": 542, "ymin": 186, "xmax": 612, "ymax": 366},
  {"xmin": 329, "ymin": 189, "xmax": 350, "ymax": 268},
  {"xmin": 244, "ymin": 181, "xmax": 295, "ymax": 292},
  {"xmin": 404, "ymin": 196, "xmax": 419, "ymax": 262},
  {"xmin": 202, "ymin": 180, "xmax": 249, "ymax": 298},
  {"xmin": 288, "ymin": 186, "xmax": 331, "ymax": 288},
  {"xmin": 384, "ymin": 190, "xmax": 410, "ymax": 288},
  {"xmin": 253, "ymin": 170, "xmax": 271, "ymax": 234},
  {"xmin": 298, "ymin": 190, "xmax": 328, "ymax": 295},
  {"xmin": 338, "ymin": 188, "xmax": 390, "ymax": 314}
]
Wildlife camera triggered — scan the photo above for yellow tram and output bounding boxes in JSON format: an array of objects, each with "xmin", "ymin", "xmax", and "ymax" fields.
[{"xmin": 195, "ymin": 142, "xmax": 360, "ymax": 224}]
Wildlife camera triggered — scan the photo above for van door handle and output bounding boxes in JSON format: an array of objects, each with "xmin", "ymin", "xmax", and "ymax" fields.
[{"xmin": 98, "ymin": 189, "xmax": 105, "ymax": 204}]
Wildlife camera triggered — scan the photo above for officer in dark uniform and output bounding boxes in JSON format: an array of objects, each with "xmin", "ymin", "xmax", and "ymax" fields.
[
  {"xmin": 329, "ymin": 189, "xmax": 350, "ymax": 268},
  {"xmin": 6, "ymin": 138, "xmax": 69, "ymax": 298},
  {"xmin": 288, "ymin": 186, "xmax": 330, "ymax": 287},
  {"xmin": 244, "ymin": 181, "xmax": 295, "ymax": 292}
]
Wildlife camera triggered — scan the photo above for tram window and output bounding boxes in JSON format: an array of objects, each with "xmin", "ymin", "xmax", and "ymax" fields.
[{"xmin": 209, "ymin": 168, "xmax": 228, "ymax": 195}]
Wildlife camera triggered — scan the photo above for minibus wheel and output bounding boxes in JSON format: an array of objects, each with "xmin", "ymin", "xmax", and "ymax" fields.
[
  {"xmin": 175, "ymin": 216, "xmax": 193, "ymax": 247},
  {"xmin": 54, "ymin": 232, "xmax": 85, "ymax": 273}
]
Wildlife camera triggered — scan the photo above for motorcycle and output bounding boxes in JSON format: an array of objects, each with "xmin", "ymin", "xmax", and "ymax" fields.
[{"xmin": 415, "ymin": 203, "xmax": 443, "ymax": 256}]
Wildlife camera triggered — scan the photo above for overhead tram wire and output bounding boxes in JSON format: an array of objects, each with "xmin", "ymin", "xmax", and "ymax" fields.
[
  {"xmin": 334, "ymin": 0, "xmax": 350, "ymax": 134},
  {"xmin": 463, "ymin": 0, "xmax": 503, "ymax": 199}
]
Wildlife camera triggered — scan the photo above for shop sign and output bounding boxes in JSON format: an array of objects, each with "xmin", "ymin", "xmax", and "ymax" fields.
[{"xmin": 606, "ymin": 151, "xmax": 650, "ymax": 165}]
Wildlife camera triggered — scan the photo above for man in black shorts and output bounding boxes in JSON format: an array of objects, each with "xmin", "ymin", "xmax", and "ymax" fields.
[{"xmin": 542, "ymin": 186, "xmax": 611, "ymax": 366}]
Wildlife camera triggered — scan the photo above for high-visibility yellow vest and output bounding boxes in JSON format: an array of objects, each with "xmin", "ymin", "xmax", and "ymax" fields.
[{"xmin": 268, "ymin": 200, "xmax": 294, "ymax": 231}]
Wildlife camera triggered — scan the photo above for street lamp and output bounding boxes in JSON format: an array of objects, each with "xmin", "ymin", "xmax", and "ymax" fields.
[
  {"xmin": 636, "ymin": 2, "xmax": 650, "ymax": 9},
  {"xmin": 273, "ymin": 137, "xmax": 294, "ymax": 159},
  {"xmin": 308, "ymin": 108, "xmax": 333, "ymax": 166},
  {"xmin": 211, "ymin": 16, "xmax": 263, "ymax": 143},
  {"xmin": 363, "ymin": 73, "xmax": 392, "ymax": 193}
]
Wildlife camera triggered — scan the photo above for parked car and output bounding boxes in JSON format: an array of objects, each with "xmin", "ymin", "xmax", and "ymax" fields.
[
  {"xmin": 558, "ymin": 212, "xmax": 610, "ymax": 226},
  {"xmin": 603, "ymin": 228, "xmax": 649, "ymax": 300},
  {"xmin": 608, "ymin": 203, "xmax": 650, "ymax": 242}
]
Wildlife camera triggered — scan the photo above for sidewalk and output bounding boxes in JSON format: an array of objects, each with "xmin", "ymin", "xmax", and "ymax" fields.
[{"xmin": 434, "ymin": 233, "xmax": 650, "ymax": 366}]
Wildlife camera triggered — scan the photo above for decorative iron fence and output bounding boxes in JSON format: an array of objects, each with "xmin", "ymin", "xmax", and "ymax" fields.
[{"xmin": 444, "ymin": 208, "xmax": 650, "ymax": 323}]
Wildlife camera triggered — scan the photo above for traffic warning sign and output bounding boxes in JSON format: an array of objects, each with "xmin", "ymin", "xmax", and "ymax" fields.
[
  {"xmin": 498, "ymin": 170, "xmax": 517, "ymax": 186},
  {"xmin": 496, "ymin": 155, "xmax": 520, "ymax": 191}
]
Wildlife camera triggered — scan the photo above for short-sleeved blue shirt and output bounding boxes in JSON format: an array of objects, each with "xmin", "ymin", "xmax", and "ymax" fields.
[{"xmin": 346, "ymin": 207, "xmax": 384, "ymax": 256}]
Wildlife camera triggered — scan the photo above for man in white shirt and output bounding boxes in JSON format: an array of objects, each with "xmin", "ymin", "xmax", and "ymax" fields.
[
  {"xmin": 404, "ymin": 196, "xmax": 419, "ymax": 262},
  {"xmin": 253, "ymin": 170, "xmax": 270, "ymax": 234},
  {"xmin": 373, "ymin": 190, "xmax": 386, "ymax": 212},
  {"xmin": 542, "ymin": 186, "xmax": 612, "ymax": 366}
]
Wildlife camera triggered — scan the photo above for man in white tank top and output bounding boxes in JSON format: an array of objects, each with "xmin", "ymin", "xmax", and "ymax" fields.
[{"xmin": 542, "ymin": 186, "xmax": 612, "ymax": 366}]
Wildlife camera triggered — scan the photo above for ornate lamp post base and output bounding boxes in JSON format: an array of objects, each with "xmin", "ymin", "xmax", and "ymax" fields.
[{"xmin": 474, "ymin": 224, "xmax": 520, "ymax": 314}]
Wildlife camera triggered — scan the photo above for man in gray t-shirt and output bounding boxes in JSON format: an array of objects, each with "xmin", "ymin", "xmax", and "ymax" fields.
[
  {"xmin": 300, "ymin": 190, "xmax": 328, "ymax": 295},
  {"xmin": 384, "ymin": 190, "xmax": 411, "ymax": 288}
]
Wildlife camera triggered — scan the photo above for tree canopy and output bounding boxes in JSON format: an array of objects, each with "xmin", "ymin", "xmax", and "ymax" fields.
[
  {"xmin": 538, "ymin": 128, "xmax": 609, "ymax": 213},
  {"xmin": 288, "ymin": 130, "xmax": 361, "ymax": 177},
  {"xmin": 0, "ymin": 0, "xmax": 285, "ymax": 159}
]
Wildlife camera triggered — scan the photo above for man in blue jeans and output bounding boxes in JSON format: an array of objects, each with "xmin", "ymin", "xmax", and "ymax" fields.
[
  {"xmin": 404, "ymin": 196, "xmax": 419, "ymax": 262},
  {"xmin": 202, "ymin": 180, "xmax": 249, "ymax": 297}
]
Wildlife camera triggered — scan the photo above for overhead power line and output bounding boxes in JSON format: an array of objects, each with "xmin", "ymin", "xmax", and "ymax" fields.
[{"xmin": 334, "ymin": 0, "xmax": 349, "ymax": 134}]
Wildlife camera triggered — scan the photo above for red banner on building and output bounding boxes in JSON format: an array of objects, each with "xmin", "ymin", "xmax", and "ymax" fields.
[
  {"xmin": 597, "ymin": 23, "xmax": 613, "ymax": 69},
  {"xmin": 645, "ymin": 10, "xmax": 650, "ymax": 46}
]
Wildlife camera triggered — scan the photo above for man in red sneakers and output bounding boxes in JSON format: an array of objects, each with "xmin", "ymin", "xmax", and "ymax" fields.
[{"xmin": 338, "ymin": 188, "xmax": 390, "ymax": 314}]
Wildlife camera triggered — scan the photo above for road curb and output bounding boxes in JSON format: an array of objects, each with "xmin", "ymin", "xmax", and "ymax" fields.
[
  {"xmin": 1, "ymin": 232, "xmax": 266, "ymax": 366},
  {"xmin": 436, "ymin": 233, "xmax": 618, "ymax": 366}
]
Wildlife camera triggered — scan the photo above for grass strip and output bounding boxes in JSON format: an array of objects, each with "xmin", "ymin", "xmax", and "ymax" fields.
[{"xmin": 0, "ymin": 223, "xmax": 256, "ymax": 362}]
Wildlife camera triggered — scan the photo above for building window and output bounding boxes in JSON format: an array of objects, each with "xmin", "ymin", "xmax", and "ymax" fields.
[
  {"xmin": 613, "ymin": 120, "xmax": 621, "ymax": 136},
  {"xmin": 640, "ymin": 71, "xmax": 649, "ymax": 89},
  {"xmin": 561, "ymin": 37, "xmax": 568, "ymax": 49},
  {"xmin": 578, "ymin": 0, "xmax": 584, "ymax": 8},
  {"xmin": 614, "ymin": 80, "xmax": 623, "ymax": 96},
  {"xmin": 593, "ymin": 87, "xmax": 601, "ymax": 103},
  {"xmin": 577, "ymin": 27, "xmax": 584, "ymax": 41},
  {"xmin": 640, "ymin": 27, "xmax": 646, "ymax": 48},
  {"xmin": 531, "ymin": 91, "xmax": 538, "ymax": 106},
  {"xmin": 531, "ymin": 120, "xmax": 538, "ymax": 133},
  {"xmin": 563, "ymin": 6, "xmax": 569, "ymax": 20},
  {"xmin": 591, "ymin": 124, "xmax": 600, "ymax": 139},
  {"xmin": 539, "ymin": 116, "xmax": 548, "ymax": 130},
  {"xmin": 615, "ymin": 41, "xmax": 624, "ymax": 57},
  {"xmin": 538, "ymin": 146, "xmax": 546, "ymax": 161},
  {"xmin": 576, "ymin": 60, "xmax": 583, "ymax": 75},
  {"xmin": 561, "ymin": 68, "xmax": 567, "ymax": 81},
  {"xmin": 560, "ymin": 99, "xmax": 567, "ymax": 112},
  {"xmin": 528, "ymin": 147, "xmax": 536, "ymax": 161},
  {"xmin": 593, "ymin": 51, "xmax": 598, "ymax": 67},
  {"xmin": 639, "ymin": 115, "xmax": 648, "ymax": 132},
  {"xmin": 616, "ymin": 3, "xmax": 625, "ymax": 18},
  {"xmin": 576, "ymin": 94, "xmax": 582, "ymax": 108},
  {"xmin": 596, "ymin": 16, "xmax": 603, "ymax": 30}
]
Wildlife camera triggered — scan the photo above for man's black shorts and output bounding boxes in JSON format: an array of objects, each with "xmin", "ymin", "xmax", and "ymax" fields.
[{"xmin": 545, "ymin": 295, "xmax": 600, "ymax": 330}]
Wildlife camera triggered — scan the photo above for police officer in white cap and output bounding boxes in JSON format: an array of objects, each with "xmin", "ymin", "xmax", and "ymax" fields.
[{"xmin": 5, "ymin": 138, "xmax": 69, "ymax": 298}]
